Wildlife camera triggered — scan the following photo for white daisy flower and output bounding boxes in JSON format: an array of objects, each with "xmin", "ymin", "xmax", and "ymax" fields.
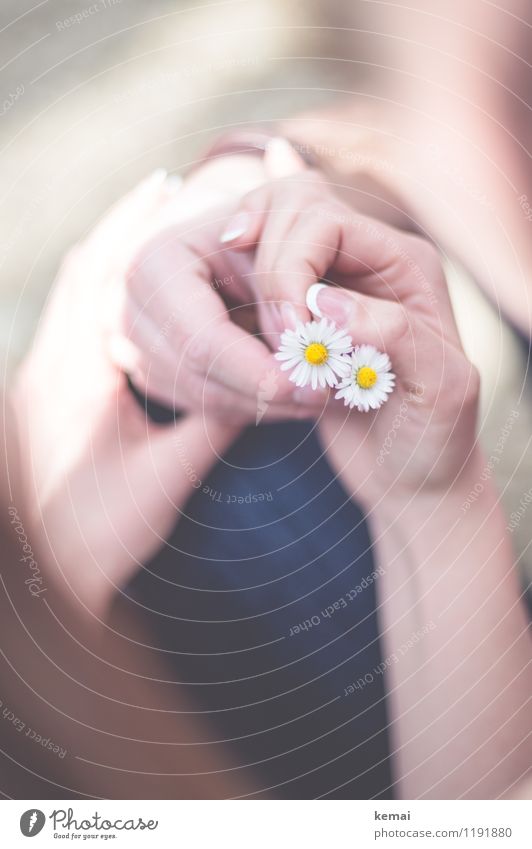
[
  {"xmin": 335, "ymin": 344, "xmax": 395, "ymax": 412},
  {"xmin": 275, "ymin": 318, "xmax": 352, "ymax": 390}
]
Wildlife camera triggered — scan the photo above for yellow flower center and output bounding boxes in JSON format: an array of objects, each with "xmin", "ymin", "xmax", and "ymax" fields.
[
  {"xmin": 356, "ymin": 366, "xmax": 378, "ymax": 389},
  {"xmin": 305, "ymin": 342, "xmax": 328, "ymax": 366}
]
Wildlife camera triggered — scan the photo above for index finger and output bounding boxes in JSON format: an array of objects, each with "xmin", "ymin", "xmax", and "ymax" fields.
[{"xmin": 126, "ymin": 217, "xmax": 298, "ymax": 404}]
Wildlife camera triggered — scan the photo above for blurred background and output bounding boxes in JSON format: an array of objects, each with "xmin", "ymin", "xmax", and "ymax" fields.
[
  {"xmin": 0, "ymin": 0, "xmax": 356, "ymax": 366},
  {"xmin": 0, "ymin": 1, "xmax": 530, "ymax": 803},
  {"xmin": 2, "ymin": 0, "xmax": 532, "ymax": 594}
]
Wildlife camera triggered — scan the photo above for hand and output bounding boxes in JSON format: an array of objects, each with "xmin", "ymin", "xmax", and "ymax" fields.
[
  {"xmin": 222, "ymin": 172, "xmax": 480, "ymax": 509},
  {"xmin": 117, "ymin": 140, "xmax": 323, "ymax": 424},
  {"xmin": 13, "ymin": 173, "xmax": 239, "ymax": 616}
]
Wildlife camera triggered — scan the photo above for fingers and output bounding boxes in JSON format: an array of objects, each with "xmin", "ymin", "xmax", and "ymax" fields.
[
  {"xmin": 306, "ymin": 283, "xmax": 471, "ymax": 407},
  {"xmin": 119, "ymin": 281, "xmax": 328, "ymax": 419},
  {"xmin": 122, "ymin": 298, "xmax": 323, "ymax": 415},
  {"xmin": 263, "ymin": 137, "xmax": 308, "ymax": 179},
  {"xmin": 121, "ymin": 230, "xmax": 319, "ymax": 413},
  {"xmin": 219, "ymin": 170, "xmax": 332, "ymax": 342},
  {"xmin": 127, "ymin": 274, "xmax": 296, "ymax": 403},
  {"xmin": 82, "ymin": 169, "xmax": 174, "ymax": 272},
  {"xmin": 219, "ymin": 172, "xmax": 459, "ymax": 351},
  {"xmin": 130, "ymin": 363, "xmax": 326, "ymax": 423}
]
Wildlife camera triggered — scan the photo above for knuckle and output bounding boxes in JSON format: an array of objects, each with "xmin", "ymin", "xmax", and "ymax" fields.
[
  {"xmin": 405, "ymin": 234, "xmax": 442, "ymax": 276},
  {"xmin": 179, "ymin": 366, "xmax": 206, "ymax": 404},
  {"xmin": 268, "ymin": 253, "xmax": 298, "ymax": 278},
  {"xmin": 386, "ymin": 306, "xmax": 412, "ymax": 348},
  {"xmin": 302, "ymin": 199, "xmax": 349, "ymax": 241},
  {"xmin": 186, "ymin": 332, "xmax": 211, "ymax": 371},
  {"xmin": 240, "ymin": 184, "xmax": 271, "ymax": 213}
]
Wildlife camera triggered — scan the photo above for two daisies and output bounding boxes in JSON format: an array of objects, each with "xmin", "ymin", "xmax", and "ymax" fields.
[{"xmin": 275, "ymin": 317, "xmax": 395, "ymax": 412}]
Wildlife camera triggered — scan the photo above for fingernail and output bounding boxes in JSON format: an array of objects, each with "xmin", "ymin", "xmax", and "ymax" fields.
[
  {"xmin": 280, "ymin": 301, "xmax": 299, "ymax": 330},
  {"xmin": 220, "ymin": 212, "xmax": 249, "ymax": 243},
  {"xmin": 306, "ymin": 283, "xmax": 353, "ymax": 327},
  {"xmin": 306, "ymin": 283, "xmax": 327, "ymax": 317}
]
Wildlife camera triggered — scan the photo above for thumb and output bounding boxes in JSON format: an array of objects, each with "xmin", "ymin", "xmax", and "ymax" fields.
[
  {"xmin": 306, "ymin": 282, "xmax": 429, "ymax": 393},
  {"xmin": 218, "ymin": 139, "xmax": 308, "ymax": 248}
]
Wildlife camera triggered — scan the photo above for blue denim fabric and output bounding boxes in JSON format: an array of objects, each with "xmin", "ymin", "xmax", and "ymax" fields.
[{"xmin": 129, "ymin": 419, "xmax": 394, "ymax": 798}]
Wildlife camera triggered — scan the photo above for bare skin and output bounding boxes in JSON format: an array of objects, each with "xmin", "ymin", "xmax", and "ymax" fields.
[
  {"xmin": 0, "ymin": 393, "xmax": 256, "ymax": 798},
  {"xmin": 281, "ymin": 1, "xmax": 532, "ymax": 338},
  {"xmin": 12, "ymin": 132, "xmax": 532, "ymax": 799},
  {"xmin": 222, "ymin": 168, "xmax": 532, "ymax": 799}
]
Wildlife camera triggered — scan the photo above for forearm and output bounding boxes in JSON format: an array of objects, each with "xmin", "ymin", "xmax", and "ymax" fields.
[
  {"xmin": 368, "ymin": 451, "xmax": 532, "ymax": 799},
  {"xmin": 22, "ymin": 409, "xmax": 241, "ymax": 621},
  {"xmin": 1, "ymin": 511, "xmax": 252, "ymax": 798}
]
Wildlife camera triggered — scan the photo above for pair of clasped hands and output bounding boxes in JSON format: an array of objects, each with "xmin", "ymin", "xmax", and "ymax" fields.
[{"xmin": 16, "ymin": 136, "xmax": 479, "ymax": 611}]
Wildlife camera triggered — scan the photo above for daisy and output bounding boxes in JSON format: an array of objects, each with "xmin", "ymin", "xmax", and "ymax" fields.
[
  {"xmin": 335, "ymin": 344, "xmax": 395, "ymax": 412},
  {"xmin": 275, "ymin": 318, "xmax": 352, "ymax": 390}
]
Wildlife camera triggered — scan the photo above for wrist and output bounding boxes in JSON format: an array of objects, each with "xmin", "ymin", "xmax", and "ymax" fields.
[{"xmin": 367, "ymin": 446, "xmax": 506, "ymax": 542}]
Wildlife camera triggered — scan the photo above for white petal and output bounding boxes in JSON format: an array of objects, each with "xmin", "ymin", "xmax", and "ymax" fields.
[
  {"xmin": 293, "ymin": 361, "xmax": 310, "ymax": 386},
  {"xmin": 275, "ymin": 350, "xmax": 301, "ymax": 362}
]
